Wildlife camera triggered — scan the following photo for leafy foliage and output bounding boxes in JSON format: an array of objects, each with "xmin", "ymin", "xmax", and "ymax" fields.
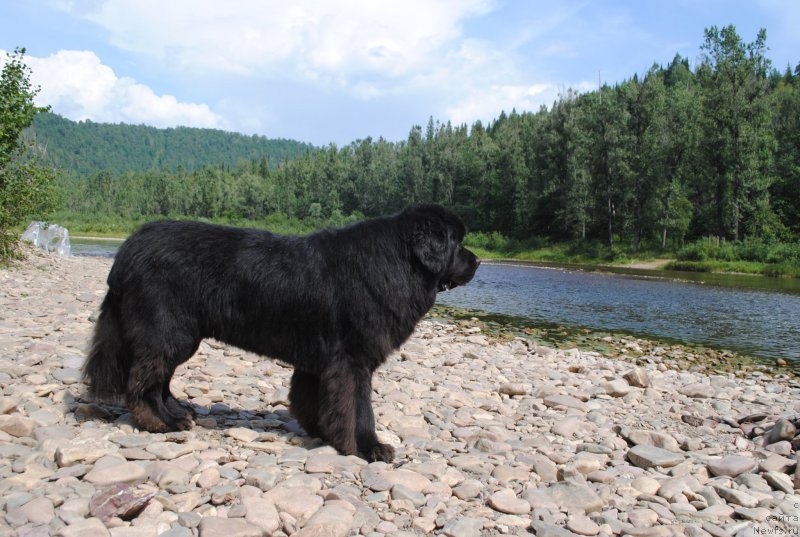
[{"xmin": 0, "ymin": 48, "xmax": 58, "ymax": 260}]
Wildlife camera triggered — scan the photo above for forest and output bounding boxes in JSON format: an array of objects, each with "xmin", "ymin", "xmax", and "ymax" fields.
[
  {"xmin": 29, "ymin": 112, "xmax": 315, "ymax": 175},
  {"xmin": 41, "ymin": 27, "xmax": 800, "ymax": 271}
]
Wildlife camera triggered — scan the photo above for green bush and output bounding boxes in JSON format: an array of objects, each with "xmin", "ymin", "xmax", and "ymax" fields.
[{"xmin": 465, "ymin": 231, "xmax": 513, "ymax": 252}]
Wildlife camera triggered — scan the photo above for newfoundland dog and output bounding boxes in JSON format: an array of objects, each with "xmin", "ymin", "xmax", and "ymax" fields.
[{"xmin": 83, "ymin": 204, "xmax": 479, "ymax": 462}]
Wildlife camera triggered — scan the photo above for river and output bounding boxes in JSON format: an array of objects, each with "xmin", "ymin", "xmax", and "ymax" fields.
[{"xmin": 71, "ymin": 238, "xmax": 800, "ymax": 363}]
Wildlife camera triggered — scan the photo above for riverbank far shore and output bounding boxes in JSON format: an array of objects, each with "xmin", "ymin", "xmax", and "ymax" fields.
[{"xmin": 1, "ymin": 246, "xmax": 799, "ymax": 536}]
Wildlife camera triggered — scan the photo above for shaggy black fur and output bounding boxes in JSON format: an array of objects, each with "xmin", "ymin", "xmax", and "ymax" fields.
[{"xmin": 83, "ymin": 204, "xmax": 479, "ymax": 462}]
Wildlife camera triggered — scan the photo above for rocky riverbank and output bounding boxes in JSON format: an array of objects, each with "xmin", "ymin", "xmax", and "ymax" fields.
[{"xmin": 1, "ymin": 247, "xmax": 799, "ymax": 537}]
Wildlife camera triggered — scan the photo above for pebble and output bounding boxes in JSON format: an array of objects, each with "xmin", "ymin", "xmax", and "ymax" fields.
[
  {"xmin": 0, "ymin": 413, "xmax": 38, "ymax": 437},
  {"xmin": 764, "ymin": 418, "xmax": 797, "ymax": 445},
  {"xmin": 0, "ymin": 250, "xmax": 797, "ymax": 537},
  {"xmin": 488, "ymin": 488, "xmax": 531, "ymax": 515},
  {"xmin": 83, "ymin": 462, "xmax": 149, "ymax": 486},
  {"xmin": 627, "ymin": 445, "xmax": 686, "ymax": 469},
  {"xmin": 567, "ymin": 515, "xmax": 601, "ymax": 536},
  {"xmin": 198, "ymin": 517, "xmax": 262, "ymax": 537},
  {"xmin": 624, "ymin": 368, "xmax": 651, "ymax": 388},
  {"xmin": 707, "ymin": 455, "xmax": 757, "ymax": 477}
]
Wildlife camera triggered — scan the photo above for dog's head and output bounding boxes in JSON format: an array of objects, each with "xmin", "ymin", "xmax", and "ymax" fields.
[{"xmin": 403, "ymin": 204, "xmax": 480, "ymax": 292}]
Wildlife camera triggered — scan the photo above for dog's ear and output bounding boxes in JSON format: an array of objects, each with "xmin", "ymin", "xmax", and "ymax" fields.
[{"xmin": 412, "ymin": 218, "xmax": 450, "ymax": 274}]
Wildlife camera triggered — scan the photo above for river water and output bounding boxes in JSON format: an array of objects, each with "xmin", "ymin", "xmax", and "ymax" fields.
[
  {"xmin": 437, "ymin": 261, "xmax": 800, "ymax": 363},
  {"xmin": 72, "ymin": 239, "xmax": 800, "ymax": 363}
]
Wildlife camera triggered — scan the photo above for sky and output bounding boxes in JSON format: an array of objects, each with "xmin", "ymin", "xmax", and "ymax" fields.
[{"xmin": 1, "ymin": 1, "xmax": 798, "ymax": 147}]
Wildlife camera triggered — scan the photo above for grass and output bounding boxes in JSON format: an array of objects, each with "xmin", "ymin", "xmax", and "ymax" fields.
[
  {"xmin": 464, "ymin": 232, "xmax": 667, "ymax": 267},
  {"xmin": 24, "ymin": 210, "xmax": 364, "ymax": 240},
  {"xmin": 664, "ymin": 259, "xmax": 800, "ymax": 278},
  {"xmin": 465, "ymin": 232, "xmax": 800, "ymax": 278}
]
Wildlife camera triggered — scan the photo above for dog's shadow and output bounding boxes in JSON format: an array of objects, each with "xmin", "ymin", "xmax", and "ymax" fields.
[{"xmin": 76, "ymin": 398, "xmax": 323, "ymax": 451}]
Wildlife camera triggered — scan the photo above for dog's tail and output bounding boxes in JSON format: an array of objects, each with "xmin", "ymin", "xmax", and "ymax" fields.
[{"xmin": 83, "ymin": 290, "xmax": 129, "ymax": 402}]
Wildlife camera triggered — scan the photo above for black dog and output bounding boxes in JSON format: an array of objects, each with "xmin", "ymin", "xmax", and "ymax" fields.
[{"xmin": 83, "ymin": 204, "xmax": 479, "ymax": 462}]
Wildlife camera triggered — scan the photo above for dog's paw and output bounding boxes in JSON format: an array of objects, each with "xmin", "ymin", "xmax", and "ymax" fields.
[
  {"xmin": 363, "ymin": 442, "xmax": 395, "ymax": 463},
  {"xmin": 174, "ymin": 416, "xmax": 195, "ymax": 431}
]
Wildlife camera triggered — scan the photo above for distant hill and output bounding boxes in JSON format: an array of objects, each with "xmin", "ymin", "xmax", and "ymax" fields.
[{"xmin": 27, "ymin": 112, "xmax": 316, "ymax": 175}]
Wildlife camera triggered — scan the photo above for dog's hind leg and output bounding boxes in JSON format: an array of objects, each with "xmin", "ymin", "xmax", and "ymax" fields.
[
  {"xmin": 289, "ymin": 370, "xmax": 322, "ymax": 438},
  {"xmin": 161, "ymin": 338, "xmax": 201, "ymax": 427},
  {"xmin": 126, "ymin": 328, "xmax": 199, "ymax": 432},
  {"xmin": 127, "ymin": 358, "xmax": 174, "ymax": 433}
]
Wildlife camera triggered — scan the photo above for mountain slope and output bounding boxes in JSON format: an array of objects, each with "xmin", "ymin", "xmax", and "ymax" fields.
[{"xmin": 28, "ymin": 112, "xmax": 315, "ymax": 175}]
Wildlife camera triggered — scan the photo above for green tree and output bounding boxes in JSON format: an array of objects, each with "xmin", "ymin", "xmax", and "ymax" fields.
[
  {"xmin": 696, "ymin": 26, "xmax": 775, "ymax": 241},
  {"xmin": 0, "ymin": 47, "xmax": 58, "ymax": 260},
  {"xmin": 770, "ymin": 63, "xmax": 800, "ymax": 237}
]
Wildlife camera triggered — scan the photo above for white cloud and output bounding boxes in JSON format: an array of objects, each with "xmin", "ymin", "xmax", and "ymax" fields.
[
  {"xmin": 2, "ymin": 49, "xmax": 222, "ymax": 128},
  {"xmin": 56, "ymin": 0, "xmax": 495, "ymax": 84},
  {"xmin": 446, "ymin": 83, "xmax": 557, "ymax": 126},
  {"xmin": 25, "ymin": 1, "xmax": 596, "ymax": 137}
]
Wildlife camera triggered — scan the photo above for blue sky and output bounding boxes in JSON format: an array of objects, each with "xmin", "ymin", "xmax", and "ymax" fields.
[{"xmin": 1, "ymin": 1, "xmax": 798, "ymax": 146}]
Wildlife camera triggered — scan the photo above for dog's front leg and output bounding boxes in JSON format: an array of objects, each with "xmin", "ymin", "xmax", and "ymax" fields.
[
  {"xmin": 353, "ymin": 366, "xmax": 395, "ymax": 463},
  {"xmin": 317, "ymin": 362, "xmax": 358, "ymax": 457}
]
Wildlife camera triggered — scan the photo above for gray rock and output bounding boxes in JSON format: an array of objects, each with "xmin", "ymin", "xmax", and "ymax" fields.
[
  {"xmin": 363, "ymin": 468, "xmax": 431, "ymax": 492},
  {"xmin": 55, "ymin": 518, "xmax": 110, "ymax": 537},
  {"xmin": 28, "ymin": 408, "xmax": 62, "ymax": 426},
  {"xmin": 764, "ymin": 470, "xmax": 794, "ymax": 493},
  {"xmin": 543, "ymin": 394, "xmax": 587, "ymax": 411},
  {"xmin": 52, "ymin": 368, "xmax": 82, "ymax": 384},
  {"xmin": 0, "ymin": 396, "xmax": 20, "ymax": 414},
  {"xmin": 263, "ymin": 486, "xmax": 323, "ymax": 523},
  {"xmin": 0, "ymin": 414, "xmax": 38, "ymax": 437},
  {"xmin": 488, "ymin": 488, "xmax": 531, "ymax": 515},
  {"xmin": 243, "ymin": 469, "xmax": 281, "ymax": 491},
  {"xmin": 84, "ymin": 461, "xmax": 148, "ymax": 486},
  {"xmin": 706, "ymin": 455, "xmax": 757, "ymax": 477},
  {"xmin": 147, "ymin": 461, "xmax": 190, "ymax": 488},
  {"xmin": 56, "ymin": 437, "xmax": 118, "ymax": 466},
  {"xmin": 763, "ymin": 418, "xmax": 797, "ymax": 446},
  {"xmin": 678, "ymin": 383, "xmax": 714, "ymax": 398},
  {"xmin": 198, "ymin": 517, "xmax": 262, "ymax": 537},
  {"xmin": 657, "ymin": 475, "xmax": 700, "ymax": 500},
  {"xmin": 627, "ymin": 445, "xmax": 685, "ymax": 469},
  {"xmin": 523, "ymin": 482, "xmax": 603, "ymax": 513},
  {"xmin": 713, "ymin": 487, "xmax": 759, "ymax": 508},
  {"xmin": 624, "ymin": 368, "xmax": 651, "ymax": 388},
  {"xmin": 530, "ymin": 521, "xmax": 582, "ymax": 537},
  {"xmin": 225, "ymin": 427, "xmax": 260, "ymax": 443},
  {"xmin": 305, "ymin": 453, "xmax": 366, "ymax": 474},
  {"xmin": 160, "ymin": 527, "xmax": 193, "ymax": 537},
  {"xmin": 601, "ymin": 379, "xmax": 631, "ymax": 397},
  {"xmin": 242, "ymin": 497, "xmax": 280, "ymax": 534},
  {"xmin": 440, "ymin": 517, "xmax": 484, "ymax": 537},
  {"xmin": 624, "ymin": 429, "xmax": 681, "ymax": 452},
  {"xmin": 452, "ymin": 480, "xmax": 483, "ymax": 500},
  {"xmin": 145, "ymin": 441, "xmax": 195, "ymax": 460},
  {"xmin": 566, "ymin": 515, "xmax": 601, "ymax": 536},
  {"xmin": 733, "ymin": 507, "xmax": 771, "ymax": 521},
  {"xmin": 391, "ymin": 484, "xmax": 426, "ymax": 507},
  {"xmin": 293, "ymin": 500, "xmax": 355, "ymax": 537},
  {"xmin": 8, "ymin": 497, "xmax": 55, "ymax": 526}
]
